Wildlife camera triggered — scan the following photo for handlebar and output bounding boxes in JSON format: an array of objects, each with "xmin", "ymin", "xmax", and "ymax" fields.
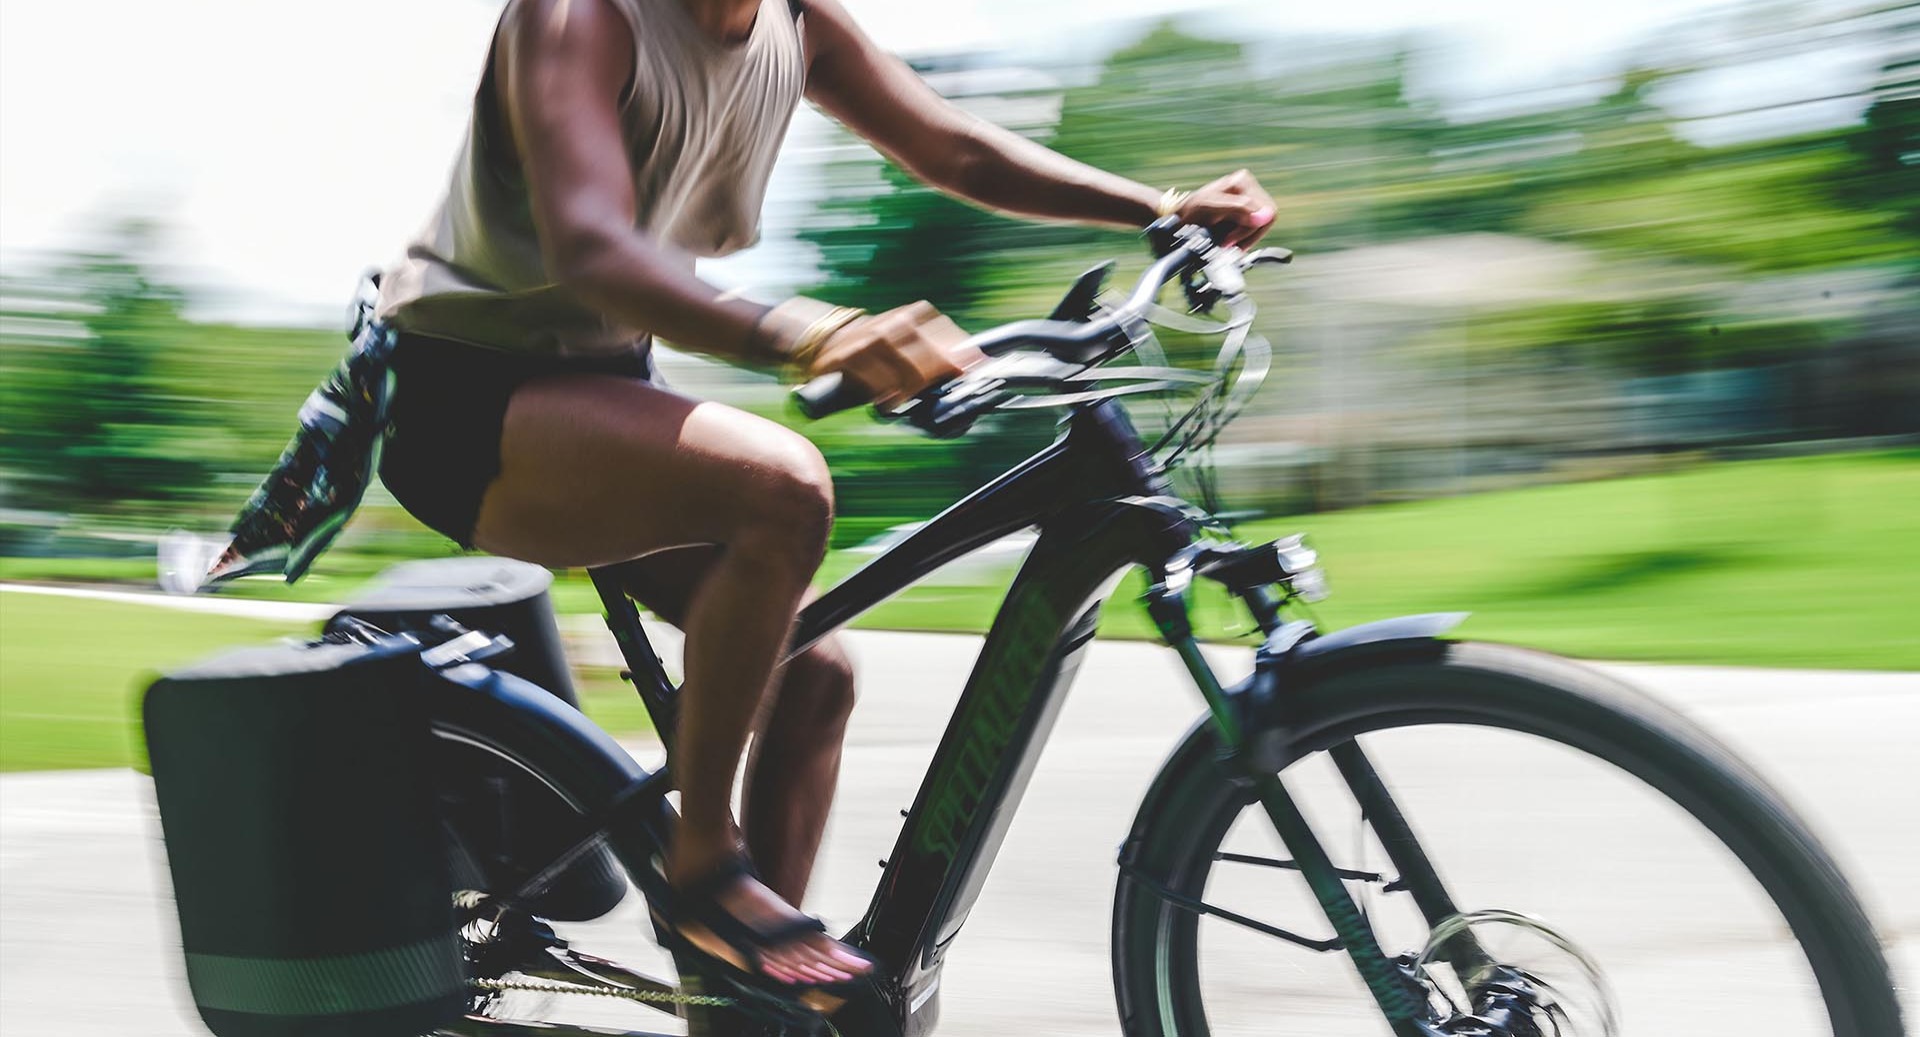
[
  {"xmin": 792, "ymin": 218, "xmax": 1285, "ymax": 423},
  {"xmin": 791, "ymin": 372, "xmax": 866, "ymax": 420},
  {"xmin": 791, "ymin": 317, "xmax": 1126, "ymax": 420}
]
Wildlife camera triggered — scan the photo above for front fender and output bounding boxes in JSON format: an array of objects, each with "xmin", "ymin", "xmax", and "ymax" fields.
[
  {"xmin": 1291, "ymin": 612, "xmax": 1468, "ymax": 668},
  {"xmin": 1241, "ymin": 613, "xmax": 1467, "ymax": 770}
]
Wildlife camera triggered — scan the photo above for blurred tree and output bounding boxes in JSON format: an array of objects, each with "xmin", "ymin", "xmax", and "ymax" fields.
[
  {"xmin": 800, "ymin": 51, "xmax": 1082, "ymax": 327},
  {"xmin": 792, "ymin": 8, "xmax": 1920, "ymax": 522},
  {"xmin": 802, "ymin": 146, "xmax": 1018, "ymax": 322},
  {"xmin": 1046, "ymin": 21, "xmax": 1252, "ymax": 191},
  {"xmin": 1849, "ymin": 30, "xmax": 1920, "ymax": 237},
  {"xmin": 0, "ymin": 222, "xmax": 222, "ymax": 516}
]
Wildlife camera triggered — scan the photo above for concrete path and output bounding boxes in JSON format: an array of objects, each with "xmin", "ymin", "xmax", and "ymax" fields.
[
  {"xmin": 2, "ymin": 622, "xmax": 1914, "ymax": 1034},
  {"xmin": 0, "ymin": 582, "xmax": 336, "ymax": 623}
]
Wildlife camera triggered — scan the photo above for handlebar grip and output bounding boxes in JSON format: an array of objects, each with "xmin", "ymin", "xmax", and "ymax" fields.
[{"xmin": 791, "ymin": 372, "xmax": 873, "ymax": 420}]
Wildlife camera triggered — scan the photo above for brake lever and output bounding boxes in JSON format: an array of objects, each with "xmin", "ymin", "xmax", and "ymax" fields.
[
  {"xmin": 905, "ymin": 384, "xmax": 1012, "ymax": 439},
  {"xmin": 895, "ymin": 351, "xmax": 1078, "ymax": 437},
  {"xmin": 1183, "ymin": 244, "xmax": 1290, "ymax": 313},
  {"xmin": 1181, "ymin": 265, "xmax": 1224, "ymax": 314}
]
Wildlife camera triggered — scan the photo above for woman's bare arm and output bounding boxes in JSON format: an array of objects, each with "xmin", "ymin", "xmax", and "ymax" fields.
[
  {"xmin": 499, "ymin": 0, "xmax": 774, "ymax": 361},
  {"xmin": 801, "ymin": 0, "xmax": 1276, "ymax": 245},
  {"xmin": 498, "ymin": 0, "xmax": 967, "ymax": 395},
  {"xmin": 801, "ymin": 0, "xmax": 1159, "ymax": 227}
]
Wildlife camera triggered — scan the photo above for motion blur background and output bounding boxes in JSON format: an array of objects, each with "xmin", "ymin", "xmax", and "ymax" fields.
[{"xmin": 1, "ymin": 0, "xmax": 1916, "ymax": 770}]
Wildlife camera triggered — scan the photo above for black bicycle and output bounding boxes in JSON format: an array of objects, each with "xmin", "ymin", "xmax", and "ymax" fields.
[{"xmin": 382, "ymin": 220, "xmax": 1902, "ymax": 1036}]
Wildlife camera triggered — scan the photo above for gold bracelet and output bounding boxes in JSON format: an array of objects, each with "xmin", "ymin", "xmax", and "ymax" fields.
[
  {"xmin": 1156, "ymin": 187, "xmax": 1192, "ymax": 219},
  {"xmin": 794, "ymin": 306, "xmax": 864, "ymax": 363},
  {"xmin": 786, "ymin": 306, "xmax": 864, "ymax": 380}
]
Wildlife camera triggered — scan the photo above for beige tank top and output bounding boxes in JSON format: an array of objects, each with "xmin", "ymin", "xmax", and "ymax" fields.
[{"xmin": 376, "ymin": 0, "xmax": 806, "ymax": 357}]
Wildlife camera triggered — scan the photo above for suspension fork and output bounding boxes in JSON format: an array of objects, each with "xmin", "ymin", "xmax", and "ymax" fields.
[
  {"xmin": 1329, "ymin": 742, "xmax": 1491, "ymax": 983},
  {"xmin": 1145, "ymin": 577, "xmax": 1433, "ymax": 1031},
  {"xmin": 1235, "ymin": 584, "xmax": 1492, "ymax": 983},
  {"xmin": 1136, "ymin": 576, "xmax": 1443, "ymax": 1029}
]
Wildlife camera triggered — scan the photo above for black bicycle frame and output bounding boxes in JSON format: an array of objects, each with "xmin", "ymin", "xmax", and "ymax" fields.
[
  {"xmin": 593, "ymin": 402, "xmax": 1197, "ymax": 1012},
  {"xmin": 436, "ymin": 398, "xmax": 1459, "ymax": 1036}
]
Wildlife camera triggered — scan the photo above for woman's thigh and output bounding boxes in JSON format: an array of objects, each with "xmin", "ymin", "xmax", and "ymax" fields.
[
  {"xmin": 601, "ymin": 545, "xmax": 722, "ymax": 626},
  {"xmin": 472, "ymin": 373, "xmax": 832, "ymax": 569}
]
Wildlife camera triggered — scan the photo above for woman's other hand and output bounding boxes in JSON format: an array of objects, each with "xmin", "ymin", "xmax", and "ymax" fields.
[{"xmin": 1178, "ymin": 169, "xmax": 1277, "ymax": 248}]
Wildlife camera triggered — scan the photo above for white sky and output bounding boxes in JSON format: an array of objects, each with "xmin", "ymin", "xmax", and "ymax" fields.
[{"xmin": 0, "ymin": 0, "xmax": 1856, "ymax": 323}]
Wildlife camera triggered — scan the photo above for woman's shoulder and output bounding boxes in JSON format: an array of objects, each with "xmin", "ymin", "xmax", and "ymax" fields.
[{"xmin": 496, "ymin": 0, "xmax": 646, "ymax": 52}]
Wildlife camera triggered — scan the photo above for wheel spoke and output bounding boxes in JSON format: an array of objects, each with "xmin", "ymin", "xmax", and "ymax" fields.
[
  {"xmin": 1215, "ymin": 849, "xmax": 1389, "ymax": 884},
  {"xmin": 1120, "ymin": 858, "xmax": 1344, "ymax": 952}
]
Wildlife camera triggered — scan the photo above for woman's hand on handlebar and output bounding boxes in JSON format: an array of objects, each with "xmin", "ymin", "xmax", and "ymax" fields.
[
  {"xmin": 1176, "ymin": 169, "xmax": 1277, "ymax": 248},
  {"xmin": 808, "ymin": 301, "xmax": 981, "ymax": 407}
]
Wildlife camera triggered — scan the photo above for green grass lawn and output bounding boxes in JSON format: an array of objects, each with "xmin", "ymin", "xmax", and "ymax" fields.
[
  {"xmin": 1241, "ymin": 448, "xmax": 1920, "ymax": 669},
  {"xmin": 830, "ymin": 448, "xmax": 1920, "ymax": 669},
  {"xmin": 2, "ymin": 450, "xmax": 1915, "ymax": 772},
  {"xmin": 0, "ymin": 593, "xmax": 648, "ymax": 772},
  {"xmin": 0, "ymin": 595, "xmax": 301, "ymax": 771}
]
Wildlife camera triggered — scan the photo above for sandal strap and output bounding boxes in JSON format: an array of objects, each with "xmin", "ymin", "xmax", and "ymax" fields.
[
  {"xmin": 676, "ymin": 852, "xmax": 757, "ymax": 901},
  {"xmin": 683, "ymin": 899, "xmax": 830, "ymax": 960},
  {"xmin": 750, "ymin": 915, "xmax": 828, "ymax": 946},
  {"xmin": 664, "ymin": 852, "xmax": 832, "ymax": 972}
]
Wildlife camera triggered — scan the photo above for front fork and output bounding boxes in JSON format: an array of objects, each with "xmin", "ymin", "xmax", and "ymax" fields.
[{"xmin": 1144, "ymin": 571, "xmax": 1473, "ymax": 1034}]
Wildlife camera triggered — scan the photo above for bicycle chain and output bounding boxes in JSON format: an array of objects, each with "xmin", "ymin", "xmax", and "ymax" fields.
[{"xmin": 468, "ymin": 975, "xmax": 843, "ymax": 1036}]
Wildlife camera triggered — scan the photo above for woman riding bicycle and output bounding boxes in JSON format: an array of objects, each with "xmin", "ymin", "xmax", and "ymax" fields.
[{"xmin": 373, "ymin": 0, "xmax": 1276, "ymax": 997}]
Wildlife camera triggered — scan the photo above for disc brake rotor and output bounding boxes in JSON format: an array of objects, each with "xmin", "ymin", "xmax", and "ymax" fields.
[{"xmin": 1415, "ymin": 909, "xmax": 1620, "ymax": 1037}]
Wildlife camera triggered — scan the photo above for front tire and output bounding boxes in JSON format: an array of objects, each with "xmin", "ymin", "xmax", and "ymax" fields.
[{"xmin": 1110, "ymin": 642, "xmax": 1903, "ymax": 1036}]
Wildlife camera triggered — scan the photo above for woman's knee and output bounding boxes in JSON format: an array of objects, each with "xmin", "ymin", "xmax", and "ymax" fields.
[
  {"xmin": 733, "ymin": 436, "xmax": 835, "ymax": 568},
  {"xmin": 778, "ymin": 636, "xmax": 857, "ymax": 730}
]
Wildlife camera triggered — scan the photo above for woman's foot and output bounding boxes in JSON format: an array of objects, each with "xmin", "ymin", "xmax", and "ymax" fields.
[{"xmin": 665, "ymin": 853, "xmax": 873, "ymax": 988}]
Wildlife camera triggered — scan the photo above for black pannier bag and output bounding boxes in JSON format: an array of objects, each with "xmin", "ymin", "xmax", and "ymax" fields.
[
  {"xmin": 143, "ymin": 632, "xmax": 466, "ymax": 1037},
  {"xmin": 329, "ymin": 557, "xmax": 628, "ymax": 922}
]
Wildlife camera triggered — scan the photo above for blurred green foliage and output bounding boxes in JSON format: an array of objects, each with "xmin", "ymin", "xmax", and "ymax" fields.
[
  {"xmin": 0, "ymin": 223, "xmax": 225, "ymax": 517},
  {"xmin": 791, "ymin": 8, "xmax": 1919, "ymax": 523},
  {"xmin": 1, "ymin": 3, "xmax": 1915, "ymax": 559}
]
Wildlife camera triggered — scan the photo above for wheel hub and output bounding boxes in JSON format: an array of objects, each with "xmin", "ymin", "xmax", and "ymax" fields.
[{"xmin": 1416, "ymin": 910, "xmax": 1618, "ymax": 1037}]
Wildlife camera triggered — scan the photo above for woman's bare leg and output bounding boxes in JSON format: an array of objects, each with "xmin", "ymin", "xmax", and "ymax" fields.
[
  {"xmin": 740, "ymin": 640, "xmax": 854, "ymax": 904},
  {"xmin": 612, "ymin": 549, "xmax": 857, "ymax": 907},
  {"xmin": 472, "ymin": 374, "xmax": 866, "ymax": 984}
]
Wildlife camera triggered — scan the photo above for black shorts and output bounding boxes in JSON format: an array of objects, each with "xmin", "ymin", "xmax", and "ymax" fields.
[{"xmin": 378, "ymin": 332, "xmax": 661, "ymax": 548}]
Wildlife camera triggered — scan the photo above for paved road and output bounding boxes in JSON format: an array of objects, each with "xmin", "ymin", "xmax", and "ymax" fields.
[
  {"xmin": 2, "ymin": 625, "xmax": 1914, "ymax": 1035},
  {"xmin": 0, "ymin": 581, "xmax": 337, "ymax": 622}
]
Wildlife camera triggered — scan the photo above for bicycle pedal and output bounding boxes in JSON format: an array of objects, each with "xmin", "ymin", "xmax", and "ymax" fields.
[{"xmin": 457, "ymin": 892, "xmax": 571, "ymax": 979}]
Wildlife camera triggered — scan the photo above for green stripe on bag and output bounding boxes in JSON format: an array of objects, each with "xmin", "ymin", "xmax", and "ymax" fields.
[{"xmin": 185, "ymin": 934, "xmax": 463, "ymax": 1016}]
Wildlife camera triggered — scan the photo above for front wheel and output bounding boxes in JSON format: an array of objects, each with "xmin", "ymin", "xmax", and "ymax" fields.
[{"xmin": 1111, "ymin": 642, "xmax": 1903, "ymax": 1036}]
